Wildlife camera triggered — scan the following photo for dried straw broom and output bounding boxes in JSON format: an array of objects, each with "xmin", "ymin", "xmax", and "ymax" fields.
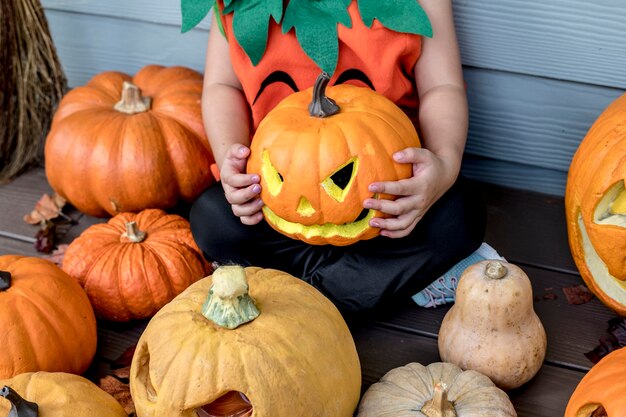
[{"xmin": 0, "ymin": 0, "xmax": 67, "ymax": 182}]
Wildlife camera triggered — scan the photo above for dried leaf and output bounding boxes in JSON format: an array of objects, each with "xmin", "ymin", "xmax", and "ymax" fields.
[
  {"xmin": 563, "ymin": 285, "xmax": 594, "ymax": 305},
  {"xmin": 542, "ymin": 293, "xmax": 558, "ymax": 300},
  {"xmin": 41, "ymin": 243, "xmax": 69, "ymax": 267},
  {"xmin": 99, "ymin": 371, "xmax": 135, "ymax": 416},
  {"xmin": 24, "ymin": 193, "xmax": 66, "ymax": 224},
  {"xmin": 585, "ymin": 317, "xmax": 626, "ymax": 364},
  {"xmin": 34, "ymin": 221, "xmax": 57, "ymax": 253}
]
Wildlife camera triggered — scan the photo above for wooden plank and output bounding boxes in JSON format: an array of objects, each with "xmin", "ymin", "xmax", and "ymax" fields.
[
  {"xmin": 44, "ymin": 0, "xmax": 626, "ymax": 89},
  {"xmin": 462, "ymin": 156, "xmax": 568, "ymax": 197},
  {"xmin": 46, "ymin": 10, "xmax": 209, "ymax": 88},
  {"xmin": 42, "ymin": 0, "xmax": 213, "ymax": 30},
  {"xmin": 376, "ymin": 265, "xmax": 617, "ymax": 372},
  {"xmin": 464, "ymin": 68, "xmax": 622, "ymax": 174},
  {"xmin": 0, "ymin": 237, "xmax": 38, "ymax": 257},
  {"xmin": 353, "ymin": 324, "xmax": 582, "ymax": 417},
  {"xmin": 477, "ymin": 181, "xmax": 576, "ymax": 272},
  {"xmin": 96, "ymin": 320, "xmax": 148, "ymax": 362},
  {"xmin": 454, "ymin": 0, "xmax": 626, "ymax": 89}
]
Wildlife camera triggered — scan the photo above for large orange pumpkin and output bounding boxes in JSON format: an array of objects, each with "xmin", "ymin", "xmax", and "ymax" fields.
[
  {"xmin": 62, "ymin": 209, "xmax": 212, "ymax": 322},
  {"xmin": 247, "ymin": 73, "xmax": 421, "ymax": 246},
  {"xmin": 565, "ymin": 93, "xmax": 626, "ymax": 316},
  {"xmin": 565, "ymin": 347, "xmax": 626, "ymax": 417},
  {"xmin": 0, "ymin": 255, "xmax": 97, "ymax": 378},
  {"xmin": 45, "ymin": 65, "xmax": 215, "ymax": 217}
]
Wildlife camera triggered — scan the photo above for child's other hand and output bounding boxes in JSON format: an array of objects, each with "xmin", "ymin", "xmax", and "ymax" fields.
[
  {"xmin": 363, "ymin": 147, "xmax": 457, "ymax": 238},
  {"xmin": 220, "ymin": 144, "xmax": 264, "ymax": 225}
]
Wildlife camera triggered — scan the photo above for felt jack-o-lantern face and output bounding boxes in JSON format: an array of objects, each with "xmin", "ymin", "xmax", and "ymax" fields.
[
  {"xmin": 247, "ymin": 73, "xmax": 421, "ymax": 246},
  {"xmin": 566, "ymin": 93, "xmax": 626, "ymax": 315}
]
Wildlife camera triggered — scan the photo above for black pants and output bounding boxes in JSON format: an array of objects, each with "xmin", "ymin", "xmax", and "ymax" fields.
[{"xmin": 190, "ymin": 177, "xmax": 486, "ymax": 314}]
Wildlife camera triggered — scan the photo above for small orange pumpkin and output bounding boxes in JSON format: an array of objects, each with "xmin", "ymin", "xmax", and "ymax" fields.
[
  {"xmin": 565, "ymin": 93, "xmax": 626, "ymax": 315},
  {"xmin": 0, "ymin": 255, "xmax": 97, "ymax": 379},
  {"xmin": 247, "ymin": 73, "xmax": 420, "ymax": 246},
  {"xmin": 62, "ymin": 209, "xmax": 212, "ymax": 321},
  {"xmin": 45, "ymin": 65, "xmax": 215, "ymax": 217},
  {"xmin": 565, "ymin": 347, "xmax": 626, "ymax": 417}
]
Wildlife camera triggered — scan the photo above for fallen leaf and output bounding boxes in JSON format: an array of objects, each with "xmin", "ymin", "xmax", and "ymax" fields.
[
  {"xmin": 41, "ymin": 244, "xmax": 69, "ymax": 267},
  {"xmin": 585, "ymin": 317, "xmax": 626, "ymax": 364},
  {"xmin": 99, "ymin": 370, "xmax": 135, "ymax": 416},
  {"xmin": 542, "ymin": 293, "xmax": 558, "ymax": 300},
  {"xmin": 34, "ymin": 221, "xmax": 57, "ymax": 254},
  {"xmin": 24, "ymin": 193, "xmax": 66, "ymax": 224},
  {"xmin": 563, "ymin": 285, "xmax": 594, "ymax": 305}
]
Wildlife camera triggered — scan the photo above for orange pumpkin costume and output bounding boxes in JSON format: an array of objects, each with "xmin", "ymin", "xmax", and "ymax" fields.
[{"xmin": 216, "ymin": 0, "xmax": 423, "ymax": 130}]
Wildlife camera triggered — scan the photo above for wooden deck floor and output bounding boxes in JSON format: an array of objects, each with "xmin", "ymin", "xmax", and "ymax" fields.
[{"xmin": 1, "ymin": 167, "xmax": 619, "ymax": 417}]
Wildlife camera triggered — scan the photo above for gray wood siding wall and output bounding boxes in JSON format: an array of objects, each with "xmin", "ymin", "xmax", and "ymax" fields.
[{"xmin": 42, "ymin": 0, "xmax": 626, "ymax": 196}]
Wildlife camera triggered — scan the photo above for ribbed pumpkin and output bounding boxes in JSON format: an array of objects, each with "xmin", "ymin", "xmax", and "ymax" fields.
[
  {"xmin": 565, "ymin": 347, "xmax": 626, "ymax": 417},
  {"xmin": 357, "ymin": 362, "xmax": 517, "ymax": 417},
  {"xmin": 0, "ymin": 255, "xmax": 97, "ymax": 379},
  {"xmin": 45, "ymin": 65, "xmax": 215, "ymax": 217},
  {"xmin": 0, "ymin": 372, "xmax": 127, "ymax": 417},
  {"xmin": 565, "ymin": 93, "xmax": 626, "ymax": 316},
  {"xmin": 62, "ymin": 209, "xmax": 212, "ymax": 322},
  {"xmin": 130, "ymin": 266, "xmax": 361, "ymax": 417},
  {"xmin": 247, "ymin": 73, "xmax": 420, "ymax": 246}
]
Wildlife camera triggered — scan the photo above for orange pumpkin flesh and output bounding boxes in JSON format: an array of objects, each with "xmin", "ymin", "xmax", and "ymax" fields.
[
  {"xmin": 247, "ymin": 73, "xmax": 420, "ymax": 246},
  {"xmin": 0, "ymin": 255, "xmax": 97, "ymax": 379},
  {"xmin": 45, "ymin": 65, "xmax": 215, "ymax": 217},
  {"xmin": 565, "ymin": 93, "xmax": 626, "ymax": 315},
  {"xmin": 565, "ymin": 348, "xmax": 626, "ymax": 417},
  {"xmin": 62, "ymin": 209, "xmax": 211, "ymax": 321}
]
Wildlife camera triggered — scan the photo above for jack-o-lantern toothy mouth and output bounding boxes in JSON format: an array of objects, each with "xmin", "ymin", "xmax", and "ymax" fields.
[{"xmin": 262, "ymin": 205, "xmax": 377, "ymax": 240}]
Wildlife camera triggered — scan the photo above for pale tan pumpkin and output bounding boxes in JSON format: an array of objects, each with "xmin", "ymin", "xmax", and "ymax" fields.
[
  {"xmin": 130, "ymin": 266, "xmax": 361, "ymax": 417},
  {"xmin": 357, "ymin": 362, "xmax": 516, "ymax": 417},
  {"xmin": 438, "ymin": 261, "xmax": 546, "ymax": 390},
  {"xmin": 0, "ymin": 372, "xmax": 127, "ymax": 417}
]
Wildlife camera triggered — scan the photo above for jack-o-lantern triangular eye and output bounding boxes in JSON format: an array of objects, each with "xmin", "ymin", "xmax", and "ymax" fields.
[
  {"xmin": 261, "ymin": 150, "xmax": 283, "ymax": 197},
  {"xmin": 594, "ymin": 181, "xmax": 626, "ymax": 226},
  {"xmin": 322, "ymin": 157, "xmax": 358, "ymax": 202}
]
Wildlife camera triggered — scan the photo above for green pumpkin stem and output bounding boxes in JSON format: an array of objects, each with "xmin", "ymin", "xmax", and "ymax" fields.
[
  {"xmin": 114, "ymin": 81, "xmax": 152, "ymax": 114},
  {"xmin": 308, "ymin": 72, "xmax": 340, "ymax": 118},
  {"xmin": 202, "ymin": 266, "xmax": 260, "ymax": 329},
  {"xmin": 485, "ymin": 261, "xmax": 508, "ymax": 280},
  {"xmin": 0, "ymin": 271, "xmax": 11, "ymax": 291},
  {"xmin": 421, "ymin": 383, "xmax": 457, "ymax": 417},
  {"xmin": 122, "ymin": 221, "xmax": 147, "ymax": 243},
  {"xmin": 1, "ymin": 386, "xmax": 39, "ymax": 417}
]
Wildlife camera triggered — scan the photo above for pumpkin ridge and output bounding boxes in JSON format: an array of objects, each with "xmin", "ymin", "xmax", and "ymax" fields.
[
  {"xmin": 124, "ymin": 241, "xmax": 166, "ymax": 319},
  {"xmin": 146, "ymin": 240, "xmax": 204, "ymax": 292}
]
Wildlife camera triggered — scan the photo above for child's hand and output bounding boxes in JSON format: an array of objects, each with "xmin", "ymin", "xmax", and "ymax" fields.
[
  {"xmin": 364, "ymin": 147, "xmax": 457, "ymax": 238},
  {"xmin": 220, "ymin": 144, "xmax": 264, "ymax": 225}
]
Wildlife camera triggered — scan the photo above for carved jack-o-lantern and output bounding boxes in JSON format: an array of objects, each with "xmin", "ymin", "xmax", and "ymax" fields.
[
  {"xmin": 247, "ymin": 73, "xmax": 421, "ymax": 246},
  {"xmin": 566, "ymin": 93, "xmax": 626, "ymax": 316}
]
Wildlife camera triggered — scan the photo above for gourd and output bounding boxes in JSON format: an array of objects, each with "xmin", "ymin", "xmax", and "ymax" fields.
[
  {"xmin": 0, "ymin": 255, "xmax": 97, "ymax": 379},
  {"xmin": 45, "ymin": 65, "xmax": 215, "ymax": 217},
  {"xmin": 62, "ymin": 209, "xmax": 211, "ymax": 322},
  {"xmin": 0, "ymin": 372, "xmax": 127, "ymax": 417},
  {"xmin": 438, "ymin": 261, "xmax": 547, "ymax": 390},
  {"xmin": 247, "ymin": 72, "xmax": 421, "ymax": 246},
  {"xmin": 130, "ymin": 265, "xmax": 361, "ymax": 417},
  {"xmin": 565, "ymin": 347, "xmax": 626, "ymax": 417},
  {"xmin": 357, "ymin": 362, "xmax": 517, "ymax": 417},
  {"xmin": 565, "ymin": 93, "xmax": 626, "ymax": 316}
]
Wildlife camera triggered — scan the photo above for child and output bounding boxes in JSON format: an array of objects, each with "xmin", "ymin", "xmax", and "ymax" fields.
[{"xmin": 190, "ymin": 0, "xmax": 500, "ymax": 314}]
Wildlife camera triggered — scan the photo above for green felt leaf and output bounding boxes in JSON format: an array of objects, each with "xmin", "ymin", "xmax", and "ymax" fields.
[
  {"xmin": 181, "ymin": 0, "xmax": 213, "ymax": 33},
  {"xmin": 358, "ymin": 0, "xmax": 433, "ymax": 38},
  {"xmin": 224, "ymin": 0, "xmax": 283, "ymax": 65},
  {"xmin": 282, "ymin": 0, "xmax": 352, "ymax": 75}
]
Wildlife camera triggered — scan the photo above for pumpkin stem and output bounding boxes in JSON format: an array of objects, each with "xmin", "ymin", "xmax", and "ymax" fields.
[
  {"xmin": 114, "ymin": 81, "xmax": 152, "ymax": 114},
  {"xmin": 308, "ymin": 72, "xmax": 340, "ymax": 118},
  {"xmin": 0, "ymin": 271, "xmax": 11, "ymax": 291},
  {"xmin": 485, "ymin": 261, "xmax": 508, "ymax": 280},
  {"xmin": 1, "ymin": 386, "xmax": 39, "ymax": 417},
  {"xmin": 122, "ymin": 221, "xmax": 147, "ymax": 243},
  {"xmin": 421, "ymin": 382, "xmax": 457, "ymax": 417},
  {"xmin": 202, "ymin": 266, "xmax": 260, "ymax": 329}
]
